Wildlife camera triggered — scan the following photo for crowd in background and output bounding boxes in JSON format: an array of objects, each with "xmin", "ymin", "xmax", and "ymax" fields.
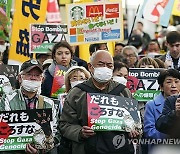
[{"xmin": 0, "ymin": 21, "xmax": 180, "ymax": 154}]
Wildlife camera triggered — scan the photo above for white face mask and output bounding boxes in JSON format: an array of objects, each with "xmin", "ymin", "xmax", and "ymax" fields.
[
  {"xmin": 70, "ymin": 80, "xmax": 85, "ymax": 88},
  {"xmin": 21, "ymin": 79, "xmax": 41, "ymax": 92},
  {"xmin": 2, "ymin": 82, "xmax": 13, "ymax": 94},
  {"xmin": 147, "ymin": 52, "xmax": 159, "ymax": 58},
  {"xmin": 113, "ymin": 76, "xmax": 127, "ymax": 86},
  {"xmin": 93, "ymin": 67, "xmax": 113, "ymax": 83}
]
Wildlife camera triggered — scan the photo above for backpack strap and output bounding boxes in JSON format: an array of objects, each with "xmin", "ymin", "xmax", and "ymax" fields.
[
  {"xmin": 38, "ymin": 95, "xmax": 44, "ymax": 109},
  {"xmin": 75, "ymin": 83, "xmax": 100, "ymax": 93},
  {"xmin": 109, "ymin": 84, "xmax": 126, "ymax": 95},
  {"xmin": 75, "ymin": 83, "xmax": 126, "ymax": 95}
]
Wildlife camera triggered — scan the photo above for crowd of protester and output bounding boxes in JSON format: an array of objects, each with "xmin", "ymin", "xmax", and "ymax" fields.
[{"xmin": 0, "ymin": 22, "xmax": 180, "ymax": 154}]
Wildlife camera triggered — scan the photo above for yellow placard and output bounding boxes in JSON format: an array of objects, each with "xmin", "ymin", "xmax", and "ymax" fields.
[
  {"xmin": 172, "ymin": 0, "xmax": 180, "ymax": 16},
  {"xmin": 9, "ymin": 0, "xmax": 48, "ymax": 64}
]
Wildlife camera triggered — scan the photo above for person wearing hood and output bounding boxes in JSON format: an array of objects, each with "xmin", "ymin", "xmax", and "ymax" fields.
[
  {"xmin": 60, "ymin": 50, "xmax": 140, "ymax": 154},
  {"xmin": 41, "ymin": 41, "xmax": 77, "ymax": 98},
  {"xmin": 64, "ymin": 66, "xmax": 90, "ymax": 93}
]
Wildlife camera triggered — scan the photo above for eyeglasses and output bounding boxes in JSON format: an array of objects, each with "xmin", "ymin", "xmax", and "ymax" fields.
[
  {"xmin": 70, "ymin": 77, "xmax": 87, "ymax": 82},
  {"xmin": 123, "ymin": 54, "xmax": 136, "ymax": 58}
]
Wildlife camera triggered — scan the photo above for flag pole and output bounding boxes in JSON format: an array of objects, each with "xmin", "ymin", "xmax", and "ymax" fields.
[{"xmin": 127, "ymin": 4, "xmax": 140, "ymax": 45}]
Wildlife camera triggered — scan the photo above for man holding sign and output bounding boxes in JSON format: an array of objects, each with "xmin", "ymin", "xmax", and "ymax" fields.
[
  {"xmin": 0, "ymin": 60, "xmax": 59, "ymax": 154},
  {"xmin": 60, "ymin": 50, "xmax": 141, "ymax": 154}
]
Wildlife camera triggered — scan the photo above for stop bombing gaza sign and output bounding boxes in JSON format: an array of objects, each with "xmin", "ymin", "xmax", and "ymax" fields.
[
  {"xmin": 87, "ymin": 93, "xmax": 142, "ymax": 132},
  {"xmin": 127, "ymin": 68, "xmax": 162, "ymax": 101},
  {"xmin": 30, "ymin": 24, "xmax": 68, "ymax": 53}
]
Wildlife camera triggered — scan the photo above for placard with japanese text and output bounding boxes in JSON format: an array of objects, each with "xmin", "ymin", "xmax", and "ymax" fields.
[{"xmin": 87, "ymin": 93, "xmax": 142, "ymax": 132}]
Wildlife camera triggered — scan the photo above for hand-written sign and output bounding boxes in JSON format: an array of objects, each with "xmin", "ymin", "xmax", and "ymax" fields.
[
  {"xmin": 87, "ymin": 93, "xmax": 142, "ymax": 132},
  {"xmin": 0, "ymin": 109, "xmax": 52, "ymax": 151},
  {"xmin": 127, "ymin": 68, "xmax": 162, "ymax": 101}
]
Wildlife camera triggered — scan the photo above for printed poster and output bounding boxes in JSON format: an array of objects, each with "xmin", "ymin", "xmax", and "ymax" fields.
[
  {"xmin": 138, "ymin": 0, "xmax": 175, "ymax": 27},
  {"xmin": 127, "ymin": 68, "xmax": 162, "ymax": 102},
  {"xmin": 30, "ymin": 24, "xmax": 68, "ymax": 53},
  {"xmin": 0, "ymin": 65, "xmax": 19, "ymax": 95},
  {"xmin": 9, "ymin": 0, "xmax": 47, "ymax": 64},
  {"xmin": 87, "ymin": 93, "xmax": 142, "ymax": 132},
  {"xmin": 50, "ymin": 65, "xmax": 67, "ymax": 98},
  {"xmin": 66, "ymin": 2, "xmax": 124, "ymax": 44},
  {"xmin": 0, "ymin": 109, "xmax": 52, "ymax": 151}
]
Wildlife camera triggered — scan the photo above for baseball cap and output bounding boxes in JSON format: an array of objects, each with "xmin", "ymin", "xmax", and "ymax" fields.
[
  {"xmin": 35, "ymin": 53, "xmax": 51, "ymax": 59},
  {"xmin": 20, "ymin": 59, "xmax": 43, "ymax": 73}
]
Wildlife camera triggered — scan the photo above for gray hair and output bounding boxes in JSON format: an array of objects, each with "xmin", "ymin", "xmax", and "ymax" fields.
[
  {"xmin": 122, "ymin": 45, "xmax": 138, "ymax": 58},
  {"xmin": 89, "ymin": 50, "xmax": 112, "ymax": 64}
]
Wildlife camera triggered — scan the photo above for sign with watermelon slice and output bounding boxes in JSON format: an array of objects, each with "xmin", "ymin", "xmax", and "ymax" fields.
[
  {"xmin": 50, "ymin": 65, "xmax": 66, "ymax": 98},
  {"xmin": 87, "ymin": 93, "xmax": 142, "ymax": 132}
]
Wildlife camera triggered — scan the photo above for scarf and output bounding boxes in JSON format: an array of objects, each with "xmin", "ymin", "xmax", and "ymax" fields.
[{"xmin": 165, "ymin": 51, "xmax": 180, "ymax": 69}]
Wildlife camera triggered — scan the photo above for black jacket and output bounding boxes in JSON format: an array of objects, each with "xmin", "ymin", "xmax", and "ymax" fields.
[{"xmin": 156, "ymin": 95, "xmax": 180, "ymax": 138}]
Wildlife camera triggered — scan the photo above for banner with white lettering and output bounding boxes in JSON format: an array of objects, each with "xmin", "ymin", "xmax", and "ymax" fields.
[
  {"xmin": 30, "ymin": 24, "xmax": 68, "ymax": 53},
  {"xmin": 87, "ymin": 93, "xmax": 142, "ymax": 132},
  {"xmin": 127, "ymin": 68, "xmax": 162, "ymax": 101},
  {"xmin": 0, "ymin": 109, "xmax": 52, "ymax": 151},
  {"xmin": 66, "ymin": 2, "xmax": 123, "ymax": 44}
]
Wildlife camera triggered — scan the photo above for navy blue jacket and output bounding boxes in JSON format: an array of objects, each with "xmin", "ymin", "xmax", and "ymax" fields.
[{"xmin": 156, "ymin": 95, "xmax": 180, "ymax": 138}]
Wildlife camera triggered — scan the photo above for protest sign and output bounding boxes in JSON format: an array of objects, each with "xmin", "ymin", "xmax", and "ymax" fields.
[
  {"xmin": 127, "ymin": 68, "xmax": 161, "ymax": 101},
  {"xmin": 9, "ymin": 0, "xmax": 47, "ymax": 64},
  {"xmin": 30, "ymin": 24, "xmax": 68, "ymax": 53},
  {"xmin": 0, "ymin": 109, "xmax": 52, "ymax": 151},
  {"xmin": 66, "ymin": 2, "xmax": 123, "ymax": 44},
  {"xmin": 50, "ymin": 65, "xmax": 67, "ymax": 98},
  {"xmin": 0, "ymin": 65, "xmax": 19, "ymax": 95},
  {"xmin": 87, "ymin": 93, "xmax": 141, "ymax": 132}
]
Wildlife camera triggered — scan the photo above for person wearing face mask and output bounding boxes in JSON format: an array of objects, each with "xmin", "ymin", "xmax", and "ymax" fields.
[
  {"xmin": 0, "ymin": 59, "xmax": 60, "ymax": 154},
  {"xmin": 60, "ymin": 50, "xmax": 140, "ymax": 154},
  {"xmin": 64, "ymin": 66, "xmax": 90, "ymax": 93},
  {"xmin": 113, "ymin": 61, "xmax": 129, "ymax": 86},
  {"xmin": 146, "ymin": 39, "xmax": 161, "ymax": 58}
]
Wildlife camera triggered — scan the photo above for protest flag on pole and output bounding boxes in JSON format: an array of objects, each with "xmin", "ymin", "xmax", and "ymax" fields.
[{"xmin": 138, "ymin": 0, "xmax": 175, "ymax": 27}]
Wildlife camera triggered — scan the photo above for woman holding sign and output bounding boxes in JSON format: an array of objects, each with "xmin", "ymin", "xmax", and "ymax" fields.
[{"xmin": 41, "ymin": 41, "xmax": 77, "ymax": 98}]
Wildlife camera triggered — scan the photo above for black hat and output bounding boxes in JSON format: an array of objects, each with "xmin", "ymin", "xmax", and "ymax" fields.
[
  {"xmin": 20, "ymin": 59, "xmax": 43, "ymax": 73},
  {"xmin": 129, "ymin": 35, "xmax": 142, "ymax": 48},
  {"xmin": 35, "ymin": 53, "xmax": 51, "ymax": 59}
]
